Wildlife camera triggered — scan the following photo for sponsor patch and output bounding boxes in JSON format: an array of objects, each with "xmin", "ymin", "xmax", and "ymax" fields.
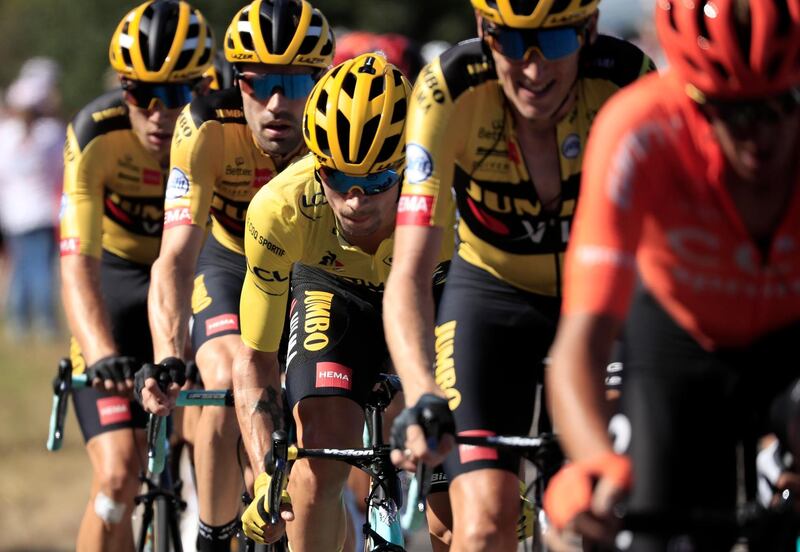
[
  {"xmin": 166, "ymin": 168, "xmax": 190, "ymax": 200},
  {"xmin": 397, "ymin": 194, "xmax": 434, "ymax": 226},
  {"xmin": 561, "ymin": 133, "xmax": 581, "ymax": 159},
  {"xmin": 164, "ymin": 207, "xmax": 192, "ymax": 229},
  {"xmin": 97, "ymin": 396, "xmax": 132, "ymax": 426},
  {"xmin": 143, "ymin": 168, "xmax": 161, "ymax": 186},
  {"xmin": 406, "ymin": 143, "xmax": 434, "ymax": 184},
  {"xmin": 315, "ymin": 362, "xmax": 353, "ymax": 390},
  {"xmin": 59, "ymin": 237, "xmax": 80, "ymax": 256},
  {"xmin": 206, "ymin": 313, "xmax": 239, "ymax": 336},
  {"xmin": 458, "ymin": 429, "xmax": 499, "ymax": 463}
]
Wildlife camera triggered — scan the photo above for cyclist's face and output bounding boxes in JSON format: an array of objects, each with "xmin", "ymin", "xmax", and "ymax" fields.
[
  {"xmin": 480, "ymin": 16, "xmax": 587, "ymax": 123},
  {"xmin": 239, "ymin": 64, "xmax": 312, "ymax": 164},
  {"xmin": 709, "ymin": 105, "xmax": 800, "ymax": 183},
  {"xmin": 321, "ymin": 180, "xmax": 399, "ymax": 241},
  {"xmin": 127, "ymin": 102, "xmax": 182, "ymax": 166}
]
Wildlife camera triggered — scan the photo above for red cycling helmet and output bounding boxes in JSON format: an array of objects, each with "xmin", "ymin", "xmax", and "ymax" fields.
[
  {"xmin": 656, "ymin": 0, "xmax": 800, "ymax": 99},
  {"xmin": 334, "ymin": 31, "xmax": 424, "ymax": 81}
]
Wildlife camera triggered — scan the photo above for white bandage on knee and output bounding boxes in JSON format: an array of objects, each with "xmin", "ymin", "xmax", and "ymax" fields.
[{"xmin": 94, "ymin": 491, "xmax": 126, "ymax": 524}]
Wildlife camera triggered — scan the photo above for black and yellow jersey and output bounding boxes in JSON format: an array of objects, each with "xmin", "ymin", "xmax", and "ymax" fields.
[
  {"xmin": 398, "ymin": 36, "xmax": 654, "ymax": 296},
  {"xmin": 61, "ymin": 91, "xmax": 166, "ymax": 265},
  {"xmin": 165, "ymin": 87, "xmax": 300, "ymax": 256},
  {"xmin": 240, "ymin": 154, "xmax": 453, "ymax": 353}
]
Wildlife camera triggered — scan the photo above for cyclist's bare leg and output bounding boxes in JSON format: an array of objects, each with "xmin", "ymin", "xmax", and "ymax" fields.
[
  {"xmin": 427, "ymin": 492, "xmax": 453, "ymax": 552},
  {"xmin": 449, "ymin": 469, "xmax": 519, "ymax": 552},
  {"xmin": 77, "ymin": 428, "xmax": 147, "ymax": 552},
  {"xmin": 194, "ymin": 334, "xmax": 243, "ymax": 525},
  {"xmin": 344, "ymin": 467, "xmax": 368, "ymax": 552},
  {"xmin": 287, "ymin": 396, "xmax": 364, "ymax": 551}
]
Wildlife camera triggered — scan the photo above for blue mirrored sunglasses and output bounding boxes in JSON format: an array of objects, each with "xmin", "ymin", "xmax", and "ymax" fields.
[
  {"xmin": 319, "ymin": 167, "xmax": 402, "ymax": 196},
  {"xmin": 237, "ymin": 72, "xmax": 317, "ymax": 101},
  {"xmin": 486, "ymin": 24, "xmax": 584, "ymax": 61},
  {"xmin": 122, "ymin": 80, "xmax": 196, "ymax": 110}
]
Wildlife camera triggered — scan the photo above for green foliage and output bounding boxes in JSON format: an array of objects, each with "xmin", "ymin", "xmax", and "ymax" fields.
[{"xmin": 0, "ymin": 0, "xmax": 475, "ymax": 118}]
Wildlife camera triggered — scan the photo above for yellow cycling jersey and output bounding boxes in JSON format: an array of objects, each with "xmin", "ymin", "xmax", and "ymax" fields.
[
  {"xmin": 398, "ymin": 36, "xmax": 654, "ymax": 296},
  {"xmin": 61, "ymin": 91, "xmax": 166, "ymax": 265},
  {"xmin": 240, "ymin": 154, "xmax": 453, "ymax": 353},
  {"xmin": 165, "ymin": 87, "xmax": 301, "ymax": 255}
]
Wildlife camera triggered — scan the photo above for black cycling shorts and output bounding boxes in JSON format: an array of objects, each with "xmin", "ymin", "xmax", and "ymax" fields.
[
  {"xmin": 71, "ymin": 250, "xmax": 151, "ymax": 442},
  {"xmin": 620, "ymin": 289, "xmax": 800, "ymax": 551},
  {"xmin": 283, "ymin": 264, "xmax": 391, "ymax": 409},
  {"xmin": 437, "ymin": 254, "xmax": 558, "ymax": 481},
  {"xmin": 191, "ymin": 233, "xmax": 247, "ymax": 352}
]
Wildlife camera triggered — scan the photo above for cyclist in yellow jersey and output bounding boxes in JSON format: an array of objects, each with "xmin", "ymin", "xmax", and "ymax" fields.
[
  {"xmin": 383, "ymin": 1, "xmax": 654, "ymax": 550},
  {"xmin": 234, "ymin": 53, "xmax": 453, "ymax": 549},
  {"xmin": 137, "ymin": 1, "xmax": 334, "ymax": 548},
  {"xmin": 59, "ymin": 1, "xmax": 214, "ymax": 550}
]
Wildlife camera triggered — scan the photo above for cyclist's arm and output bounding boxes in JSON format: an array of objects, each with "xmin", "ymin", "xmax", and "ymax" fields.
[
  {"xmin": 60, "ymin": 126, "xmax": 116, "ymax": 364},
  {"xmin": 148, "ymin": 224, "xmax": 204, "ymax": 361},
  {"xmin": 61, "ymin": 254, "xmax": 117, "ymax": 363},
  {"xmin": 233, "ymin": 345, "xmax": 283, "ymax": 472},
  {"xmin": 384, "ymin": 225, "xmax": 446, "ymax": 405},
  {"xmin": 547, "ymin": 313, "xmax": 621, "ymax": 460},
  {"xmin": 149, "ymin": 105, "xmax": 219, "ymax": 361}
]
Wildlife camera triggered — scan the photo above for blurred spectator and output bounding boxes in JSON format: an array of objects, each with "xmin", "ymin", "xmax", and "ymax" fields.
[
  {"xmin": 334, "ymin": 31, "xmax": 425, "ymax": 81},
  {"xmin": 0, "ymin": 57, "xmax": 65, "ymax": 338}
]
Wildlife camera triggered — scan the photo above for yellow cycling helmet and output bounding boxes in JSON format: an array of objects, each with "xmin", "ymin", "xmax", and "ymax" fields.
[
  {"xmin": 109, "ymin": 0, "xmax": 215, "ymax": 82},
  {"xmin": 224, "ymin": 0, "xmax": 334, "ymax": 69},
  {"xmin": 303, "ymin": 53, "xmax": 411, "ymax": 175},
  {"xmin": 471, "ymin": 0, "xmax": 600, "ymax": 28}
]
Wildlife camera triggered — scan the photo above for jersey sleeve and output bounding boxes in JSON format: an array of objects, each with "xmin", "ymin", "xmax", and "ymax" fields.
[
  {"xmin": 562, "ymin": 86, "xmax": 662, "ymax": 320},
  {"xmin": 59, "ymin": 124, "xmax": 105, "ymax": 258},
  {"xmin": 398, "ymin": 58, "xmax": 465, "ymax": 228},
  {"xmin": 164, "ymin": 105, "xmax": 221, "ymax": 230},
  {"xmin": 239, "ymin": 181, "xmax": 302, "ymax": 352}
]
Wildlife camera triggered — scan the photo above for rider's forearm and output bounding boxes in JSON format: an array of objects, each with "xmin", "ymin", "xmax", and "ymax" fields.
[
  {"xmin": 232, "ymin": 344, "xmax": 284, "ymax": 474},
  {"xmin": 384, "ymin": 269, "xmax": 443, "ymax": 406},
  {"xmin": 148, "ymin": 250, "xmax": 195, "ymax": 362},
  {"xmin": 61, "ymin": 254, "xmax": 117, "ymax": 364},
  {"xmin": 546, "ymin": 315, "xmax": 619, "ymax": 461}
]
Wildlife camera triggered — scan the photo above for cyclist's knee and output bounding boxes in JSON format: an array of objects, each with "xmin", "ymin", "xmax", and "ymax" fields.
[
  {"xmin": 291, "ymin": 457, "xmax": 351, "ymax": 500},
  {"xmin": 196, "ymin": 339, "xmax": 237, "ymax": 388},
  {"xmin": 426, "ymin": 492, "xmax": 453, "ymax": 548}
]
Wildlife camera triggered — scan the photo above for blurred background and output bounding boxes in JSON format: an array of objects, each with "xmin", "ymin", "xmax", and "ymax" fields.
[{"xmin": 0, "ymin": 0, "xmax": 660, "ymax": 550}]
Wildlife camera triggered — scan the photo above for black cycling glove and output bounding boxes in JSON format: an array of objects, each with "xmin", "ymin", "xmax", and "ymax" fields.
[
  {"xmin": 391, "ymin": 393, "xmax": 455, "ymax": 452},
  {"xmin": 134, "ymin": 357, "xmax": 187, "ymax": 404},
  {"xmin": 86, "ymin": 355, "xmax": 138, "ymax": 384}
]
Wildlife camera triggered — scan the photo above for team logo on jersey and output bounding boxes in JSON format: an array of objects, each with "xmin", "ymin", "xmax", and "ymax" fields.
[
  {"xmin": 166, "ymin": 168, "xmax": 190, "ymax": 200},
  {"xmin": 59, "ymin": 237, "xmax": 80, "ymax": 256},
  {"xmin": 561, "ymin": 133, "xmax": 581, "ymax": 159},
  {"xmin": 406, "ymin": 143, "xmax": 434, "ymax": 184},
  {"xmin": 319, "ymin": 250, "xmax": 345, "ymax": 271}
]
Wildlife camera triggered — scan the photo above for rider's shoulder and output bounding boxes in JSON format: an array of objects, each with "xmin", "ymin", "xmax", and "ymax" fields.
[
  {"xmin": 70, "ymin": 90, "xmax": 130, "ymax": 152},
  {"xmin": 420, "ymin": 38, "xmax": 497, "ymax": 103},
  {"xmin": 581, "ymin": 35, "xmax": 657, "ymax": 88},
  {"xmin": 187, "ymin": 87, "xmax": 246, "ymax": 130}
]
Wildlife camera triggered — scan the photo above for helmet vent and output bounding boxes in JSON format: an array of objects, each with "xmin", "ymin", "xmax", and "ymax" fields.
[
  {"xmin": 358, "ymin": 115, "xmax": 381, "ymax": 161},
  {"xmin": 550, "ymin": 0, "xmax": 572, "ymax": 16},
  {"xmin": 336, "ymin": 112, "xmax": 351, "ymax": 160},
  {"xmin": 298, "ymin": 36, "xmax": 317, "ymax": 55},
  {"xmin": 368, "ymin": 78, "xmax": 385, "ymax": 100},
  {"xmin": 391, "ymin": 97, "xmax": 407, "ymax": 124},
  {"xmin": 315, "ymin": 124, "xmax": 331, "ymax": 156},
  {"xmin": 711, "ymin": 60, "xmax": 730, "ymax": 82},
  {"xmin": 375, "ymin": 134, "xmax": 400, "ymax": 164},
  {"xmin": 728, "ymin": 0, "xmax": 752, "ymax": 64},
  {"xmin": 392, "ymin": 69, "xmax": 404, "ymax": 86},
  {"xmin": 320, "ymin": 30, "xmax": 334, "ymax": 56},
  {"xmin": 342, "ymin": 72, "xmax": 357, "ymax": 97},
  {"xmin": 317, "ymin": 90, "xmax": 328, "ymax": 115}
]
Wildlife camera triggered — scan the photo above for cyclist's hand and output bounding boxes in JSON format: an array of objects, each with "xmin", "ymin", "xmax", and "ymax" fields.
[
  {"xmin": 134, "ymin": 357, "xmax": 187, "ymax": 416},
  {"xmin": 543, "ymin": 452, "xmax": 631, "ymax": 546},
  {"xmin": 390, "ymin": 393, "xmax": 456, "ymax": 471},
  {"xmin": 241, "ymin": 471, "xmax": 293, "ymax": 544},
  {"xmin": 86, "ymin": 355, "xmax": 138, "ymax": 396}
]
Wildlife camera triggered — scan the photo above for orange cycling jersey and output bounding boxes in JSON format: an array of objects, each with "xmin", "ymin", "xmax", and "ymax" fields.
[
  {"xmin": 61, "ymin": 91, "xmax": 166, "ymax": 264},
  {"xmin": 398, "ymin": 36, "xmax": 653, "ymax": 295},
  {"xmin": 165, "ymin": 87, "xmax": 300, "ymax": 255},
  {"xmin": 564, "ymin": 72, "xmax": 800, "ymax": 350}
]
